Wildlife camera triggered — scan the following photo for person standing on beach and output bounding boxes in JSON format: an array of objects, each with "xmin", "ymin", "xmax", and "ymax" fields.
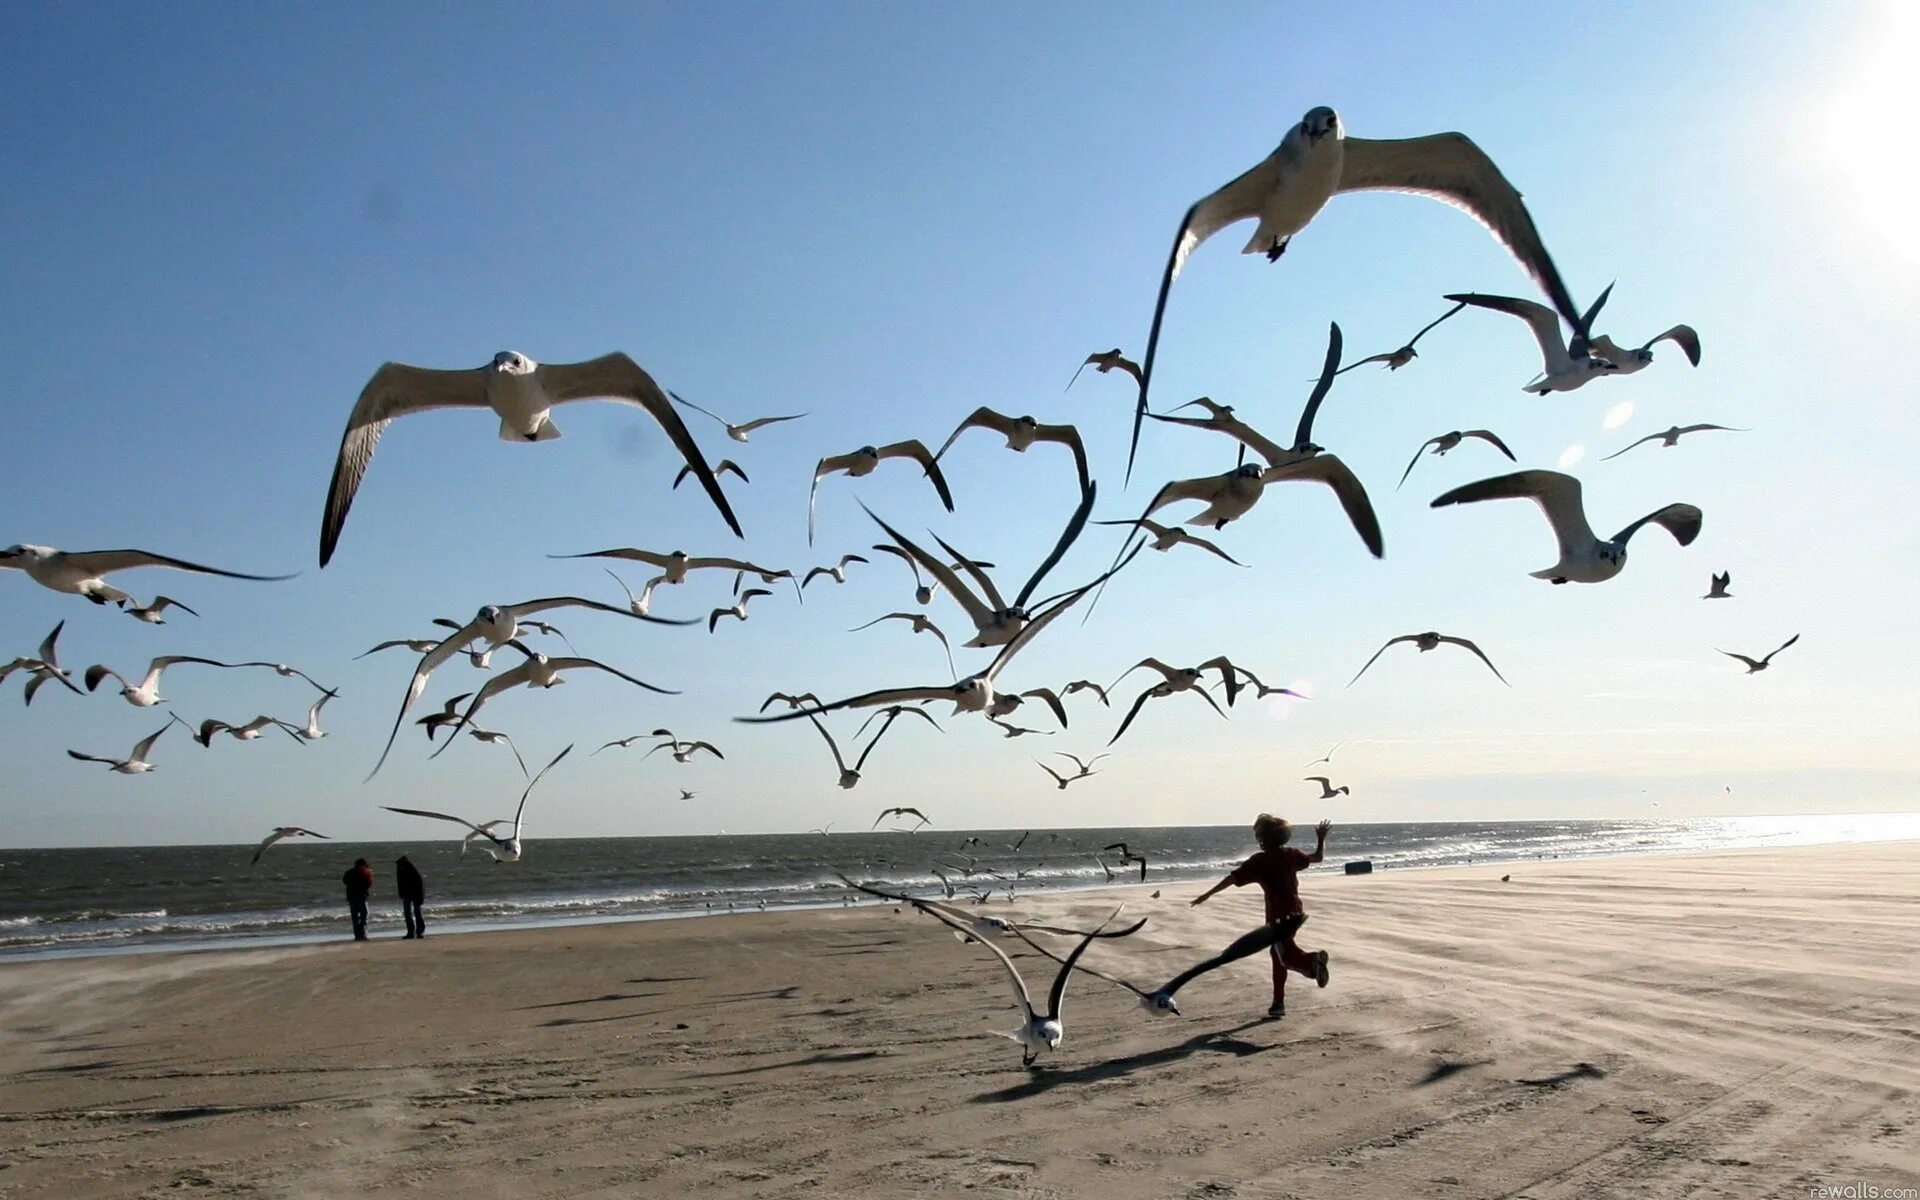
[
  {"xmin": 342, "ymin": 858, "xmax": 374, "ymax": 941},
  {"xmin": 396, "ymin": 855, "xmax": 426, "ymax": 939},
  {"xmin": 1190, "ymin": 815, "xmax": 1332, "ymax": 1018}
]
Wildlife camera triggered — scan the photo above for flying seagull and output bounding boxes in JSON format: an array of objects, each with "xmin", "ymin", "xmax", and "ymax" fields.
[
  {"xmin": 673, "ymin": 460, "xmax": 748, "ymax": 489},
  {"xmin": 549, "ymin": 546, "xmax": 788, "ymax": 589},
  {"xmin": 1333, "ymin": 302, "xmax": 1467, "ymax": 375},
  {"xmin": 669, "ymin": 392, "xmax": 808, "ymax": 442},
  {"xmin": 1719, "ymin": 634, "xmax": 1799, "ymax": 674},
  {"xmin": 250, "ymin": 826, "xmax": 330, "ymax": 865},
  {"xmin": 383, "ymin": 744, "xmax": 572, "ymax": 862},
  {"xmin": 1305, "ymin": 743, "xmax": 1341, "ymax": 768},
  {"xmin": 1397, "ymin": 430, "xmax": 1517, "ymax": 490},
  {"xmin": 642, "ymin": 736, "xmax": 725, "ymax": 763},
  {"xmin": 1062, "ymin": 679, "xmax": 1112, "ymax": 706},
  {"xmin": 1588, "ymin": 325, "xmax": 1701, "ymax": 375},
  {"xmin": 1601, "ymin": 424, "xmax": 1748, "ymax": 461},
  {"xmin": 710, "ymin": 588, "xmax": 772, "ymax": 632},
  {"xmin": 1304, "ymin": 776, "xmax": 1350, "ymax": 799},
  {"xmin": 871, "ymin": 806, "xmax": 932, "ymax": 831},
  {"xmin": 810, "ymin": 441, "xmax": 955, "ymax": 544},
  {"xmin": 1067, "ymin": 348, "xmax": 1142, "ymax": 390},
  {"xmin": 1348, "ymin": 632, "xmax": 1509, "ymax": 687},
  {"xmin": 427, "ymin": 645, "xmax": 677, "ymax": 752},
  {"xmin": 1091, "ymin": 518, "xmax": 1247, "ymax": 566},
  {"xmin": 849, "ymin": 611, "xmax": 956, "ymax": 676},
  {"xmin": 2, "ymin": 544, "xmax": 292, "ymax": 606},
  {"xmin": 67, "ymin": 719, "xmax": 179, "ymax": 775},
  {"xmin": 1704, "ymin": 572, "xmax": 1732, "ymax": 600},
  {"xmin": 1447, "ymin": 289, "xmax": 1617, "ymax": 394},
  {"xmin": 1107, "ymin": 659, "xmax": 1233, "ymax": 746},
  {"xmin": 802, "ymin": 554, "xmax": 870, "ymax": 589},
  {"xmin": 933, "ymin": 408, "xmax": 1092, "ymax": 496},
  {"xmin": 1129, "ymin": 106, "xmax": 1586, "ymax": 475},
  {"xmin": 125, "ymin": 596, "xmax": 199, "ymax": 624},
  {"xmin": 84, "ymin": 655, "xmax": 261, "ymax": 707},
  {"xmin": 1104, "ymin": 842, "xmax": 1150, "ymax": 882},
  {"xmin": 808, "ymin": 707, "xmax": 937, "ymax": 789},
  {"xmin": 190, "ymin": 715, "xmax": 305, "ymax": 747},
  {"xmin": 465, "ymin": 727, "xmax": 528, "ymax": 777},
  {"xmin": 1, "ymin": 622, "xmax": 86, "ymax": 705},
  {"xmin": 1006, "ymin": 916, "xmax": 1305, "ymax": 1017},
  {"xmin": 1430, "ymin": 469, "xmax": 1701, "ymax": 584}
]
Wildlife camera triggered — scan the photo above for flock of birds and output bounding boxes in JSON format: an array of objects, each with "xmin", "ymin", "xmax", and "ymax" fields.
[{"xmin": 3, "ymin": 104, "xmax": 1798, "ymax": 1063}]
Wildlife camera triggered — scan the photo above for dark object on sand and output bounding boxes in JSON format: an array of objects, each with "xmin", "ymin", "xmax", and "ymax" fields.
[
  {"xmin": 1343, "ymin": 860, "xmax": 1373, "ymax": 875},
  {"xmin": 1501, "ymin": 873, "xmax": 1512, "ymax": 882}
]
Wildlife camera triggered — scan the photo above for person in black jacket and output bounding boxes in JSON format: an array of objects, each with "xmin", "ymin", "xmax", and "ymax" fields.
[
  {"xmin": 342, "ymin": 859, "xmax": 374, "ymax": 941},
  {"xmin": 396, "ymin": 855, "xmax": 426, "ymax": 939}
]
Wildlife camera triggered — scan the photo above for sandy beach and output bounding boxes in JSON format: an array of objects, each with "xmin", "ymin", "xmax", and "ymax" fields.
[{"xmin": 2, "ymin": 842, "xmax": 1916, "ymax": 1199}]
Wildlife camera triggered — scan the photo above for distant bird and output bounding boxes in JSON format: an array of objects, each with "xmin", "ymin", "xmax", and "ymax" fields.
[
  {"xmin": 990, "ymin": 718, "xmax": 1054, "ymax": 739},
  {"xmin": 1348, "ymin": 632, "xmax": 1508, "ymax": 687},
  {"xmin": 319, "ymin": 351, "xmax": 740, "ymax": 566},
  {"xmin": 1037, "ymin": 755, "xmax": 1099, "ymax": 789},
  {"xmin": 810, "ymin": 441, "xmax": 955, "ymax": 544},
  {"xmin": 1304, "ymin": 776, "xmax": 1350, "ymax": 799},
  {"xmin": 466, "ymin": 727, "xmax": 527, "ymax": 777},
  {"xmin": 680, "ymin": 790, "xmax": 697, "ymax": 802},
  {"xmin": 1091, "ymin": 518, "xmax": 1247, "ymax": 566},
  {"xmin": 1334, "ymin": 302, "xmax": 1466, "ymax": 375},
  {"xmin": 384, "ymin": 745, "xmax": 572, "ymax": 862},
  {"xmin": 1704, "ymin": 572, "xmax": 1732, "ymax": 600},
  {"xmin": 1104, "ymin": 842, "xmax": 1149, "ymax": 882},
  {"xmin": 934, "ymin": 408, "xmax": 1091, "ymax": 495},
  {"xmin": 643, "ymin": 737, "xmax": 724, "ymax": 764},
  {"xmin": 1448, "ymin": 289, "xmax": 1617, "ymax": 394},
  {"xmin": 850, "ymin": 611, "xmax": 955, "ymax": 676},
  {"xmin": 250, "ymin": 826, "xmax": 330, "ymax": 865},
  {"xmin": 1430, "ymin": 469, "xmax": 1701, "ymax": 584},
  {"xmin": 1601, "ymin": 424, "xmax": 1748, "ymax": 461},
  {"xmin": 191, "ymin": 715, "xmax": 304, "ymax": 747},
  {"xmin": 85, "ymin": 655, "xmax": 257, "ymax": 708},
  {"xmin": 674, "ymin": 459, "xmax": 748, "ymax": 489},
  {"xmin": 1588, "ymin": 325, "xmax": 1701, "ymax": 375},
  {"xmin": 1067, "ymin": 348, "xmax": 1142, "ymax": 390},
  {"xmin": 1397, "ymin": 430, "xmax": 1517, "ymax": 489},
  {"xmin": 803, "ymin": 554, "xmax": 871, "ymax": 589},
  {"xmin": 759, "ymin": 690, "xmax": 823, "ymax": 713},
  {"xmin": 551, "ymin": 546, "xmax": 788, "ymax": 589},
  {"xmin": 603, "ymin": 569, "xmax": 666, "ymax": 619},
  {"xmin": 67, "ymin": 719, "xmax": 178, "ymax": 775},
  {"xmin": 0, "ymin": 622, "xmax": 85, "ymax": 705},
  {"xmin": 355, "ymin": 637, "xmax": 441, "ymax": 660},
  {"xmin": 1008, "ymin": 915, "xmax": 1304, "ymax": 1017},
  {"xmin": 125, "ymin": 596, "xmax": 199, "ymax": 625},
  {"xmin": 1129, "ymin": 106, "xmax": 1588, "ymax": 474},
  {"xmin": 668, "ymin": 393, "xmax": 808, "ymax": 442},
  {"xmin": 1062, "ymin": 679, "xmax": 1112, "ymax": 706},
  {"xmin": 415, "ymin": 693, "xmax": 474, "ymax": 741},
  {"xmin": 1305, "ymin": 743, "xmax": 1341, "ymax": 768},
  {"xmin": 872, "ymin": 806, "xmax": 932, "ymax": 831},
  {"xmin": 2, "ymin": 544, "xmax": 292, "ymax": 606},
  {"xmin": 710, "ymin": 588, "xmax": 772, "ymax": 633},
  {"xmin": 808, "ymin": 707, "xmax": 936, "ymax": 789},
  {"xmin": 1719, "ymin": 634, "xmax": 1799, "ymax": 674},
  {"xmin": 229, "ymin": 661, "xmax": 334, "ymax": 693}
]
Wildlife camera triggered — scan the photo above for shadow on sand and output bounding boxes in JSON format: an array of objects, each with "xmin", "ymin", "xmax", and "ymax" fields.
[{"xmin": 970, "ymin": 1018, "xmax": 1273, "ymax": 1103}]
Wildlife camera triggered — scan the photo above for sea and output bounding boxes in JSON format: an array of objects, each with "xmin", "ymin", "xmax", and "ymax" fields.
[{"xmin": 3, "ymin": 813, "xmax": 1915, "ymax": 960}]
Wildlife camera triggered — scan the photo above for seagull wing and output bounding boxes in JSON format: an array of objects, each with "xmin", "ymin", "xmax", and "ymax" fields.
[
  {"xmin": 1407, "ymin": 300, "xmax": 1469, "ymax": 347},
  {"xmin": 875, "ymin": 441, "xmax": 956, "ymax": 513},
  {"xmin": 544, "ymin": 657, "xmax": 680, "ymax": 695},
  {"xmin": 548, "ymin": 547, "xmax": 678, "ymax": 570},
  {"xmin": 1012, "ymin": 479, "xmax": 1096, "ymax": 609},
  {"xmin": 732, "ymin": 413, "xmax": 808, "ymax": 434},
  {"xmin": 1397, "ymin": 438, "xmax": 1443, "ymax": 490},
  {"xmin": 320, "ymin": 362, "xmax": 491, "ymax": 566},
  {"xmin": 1764, "ymin": 633, "xmax": 1801, "ymax": 664},
  {"xmin": 510, "ymin": 743, "xmax": 573, "ymax": 835},
  {"xmin": 1292, "ymin": 321, "xmax": 1344, "ymax": 451},
  {"xmin": 130, "ymin": 721, "xmax": 174, "ymax": 761},
  {"xmin": 1142, "ymin": 473, "xmax": 1228, "ymax": 518},
  {"xmin": 1461, "ymin": 429, "xmax": 1517, "ymax": 461},
  {"xmin": 60, "ymin": 549, "xmax": 296, "ymax": 583},
  {"xmin": 1719, "ymin": 651, "xmax": 1765, "ymax": 670},
  {"xmin": 369, "ymin": 620, "xmax": 487, "ymax": 779},
  {"xmin": 1018, "ymin": 687, "xmax": 1070, "ymax": 729},
  {"xmin": 738, "ymin": 684, "xmax": 963, "ymax": 724},
  {"xmin": 1610, "ymin": 503, "xmax": 1703, "ymax": 549},
  {"xmin": 1348, "ymin": 636, "xmax": 1417, "ymax": 687},
  {"xmin": 1044, "ymin": 906, "xmax": 1130, "ymax": 1022},
  {"xmin": 1260, "ymin": 454, "xmax": 1384, "ymax": 558},
  {"xmin": 1436, "ymin": 635, "xmax": 1510, "ymax": 686},
  {"xmin": 36, "ymin": 622, "xmax": 64, "ymax": 664},
  {"xmin": 1600, "ymin": 433, "xmax": 1663, "ymax": 461},
  {"xmin": 383, "ymin": 806, "xmax": 490, "ymax": 837},
  {"xmin": 1107, "ymin": 685, "xmax": 1163, "ymax": 747},
  {"xmin": 1431, "ymin": 470, "xmax": 1597, "ymax": 564},
  {"xmin": 1644, "ymin": 324, "xmax": 1702, "ymax": 365},
  {"xmin": 667, "ymin": 391, "xmax": 729, "ymax": 426},
  {"xmin": 1033, "ymin": 423, "xmax": 1093, "ymax": 495},
  {"xmin": 933, "ymin": 407, "xmax": 1019, "ymax": 461},
  {"xmin": 862, "ymin": 506, "xmax": 992, "ymax": 624},
  {"xmin": 1446, "ymin": 292, "xmax": 1569, "ymax": 368}
]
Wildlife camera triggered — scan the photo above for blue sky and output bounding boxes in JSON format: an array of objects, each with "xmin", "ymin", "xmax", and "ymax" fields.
[{"xmin": 3, "ymin": 1, "xmax": 1915, "ymax": 846}]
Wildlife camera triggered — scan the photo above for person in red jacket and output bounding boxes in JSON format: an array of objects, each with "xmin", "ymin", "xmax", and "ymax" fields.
[
  {"xmin": 342, "ymin": 859, "xmax": 374, "ymax": 941},
  {"xmin": 1190, "ymin": 815, "xmax": 1332, "ymax": 1018}
]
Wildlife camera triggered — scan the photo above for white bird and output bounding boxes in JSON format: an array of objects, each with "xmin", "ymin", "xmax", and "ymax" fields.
[
  {"xmin": 428, "ymin": 645, "xmax": 677, "ymax": 752},
  {"xmin": 1601, "ymin": 424, "xmax": 1748, "ymax": 461},
  {"xmin": 1, "ymin": 544, "xmax": 292, "ymax": 607},
  {"xmin": 1304, "ymin": 776, "xmax": 1350, "ymax": 799},
  {"xmin": 1430, "ymin": 469, "xmax": 1702, "ymax": 584},
  {"xmin": 600, "ymin": 569, "xmax": 669, "ymax": 620},
  {"xmin": 1331, "ymin": 302, "xmax": 1467, "ymax": 376},
  {"xmin": 933, "ymin": 408, "xmax": 1092, "ymax": 495},
  {"xmin": 1107, "ymin": 658, "xmax": 1235, "ymax": 745},
  {"xmin": 1067, "ymin": 348, "xmax": 1143, "ymax": 392},
  {"xmin": 810, "ymin": 441, "xmax": 955, "ymax": 544},
  {"xmin": 290, "ymin": 690, "xmax": 339, "ymax": 740},
  {"xmin": 1705, "ymin": 571, "xmax": 1732, "ymax": 600},
  {"xmin": 67, "ymin": 719, "xmax": 179, "ymax": 775},
  {"xmin": 227, "ymin": 660, "xmax": 334, "ymax": 693},
  {"xmin": 869, "ymin": 543, "xmax": 940, "ymax": 606},
  {"xmin": 808, "ymin": 707, "xmax": 938, "ymax": 789},
  {"xmin": 802, "ymin": 554, "xmax": 871, "ymax": 589},
  {"xmin": 1062, "ymin": 680, "xmax": 1111, "ymax": 706},
  {"xmin": 384, "ymin": 744, "xmax": 572, "ymax": 862},
  {"xmin": 1036, "ymin": 752, "xmax": 1106, "ymax": 789},
  {"xmin": 1129, "ymin": 105, "xmax": 1587, "ymax": 472},
  {"xmin": 673, "ymin": 459, "xmax": 748, "ymax": 489},
  {"xmin": 319, "ymin": 351, "xmax": 741, "ymax": 566},
  {"xmin": 669, "ymin": 392, "xmax": 808, "ymax": 442},
  {"xmin": 1397, "ymin": 430, "xmax": 1517, "ymax": 489},
  {"xmin": 0, "ymin": 622, "xmax": 86, "ymax": 705},
  {"xmin": 84, "ymin": 655, "xmax": 260, "ymax": 707},
  {"xmin": 1348, "ymin": 632, "xmax": 1509, "ymax": 687},
  {"xmin": 250, "ymin": 826, "xmax": 331, "ymax": 866},
  {"xmin": 709, "ymin": 588, "xmax": 772, "ymax": 633},
  {"xmin": 1720, "ymin": 634, "xmax": 1799, "ymax": 674},
  {"xmin": 191, "ymin": 714, "xmax": 305, "ymax": 747},
  {"xmin": 871, "ymin": 806, "xmax": 932, "ymax": 831},
  {"xmin": 466, "ymin": 727, "xmax": 528, "ymax": 777},
  {"xmin": 990, "ymin": 718, "xmax": 1054, "ymax": 738},
  {"xmin": 354, "ymin": 637, "xmax": 442, "ymax": 660},
  {"xmin": 849, "ymin": 611, "xmax": 956, "ymax": 676},
  {"xmin": 125, "ymin": 596, "xmax": 199, "ymax": 625},
  {"xmin": 1447, "ymin": 289, "xmax": 1617, "ymax": 394},
  {"xmin": 643, "ymin": 737, "xmax": 725, "ymax": 764},
  {"xmin": 1588, "ymin": 325, "xmax": 1702, "ymax": 375},
  {"xmin": 1007, "ymin": 916, "xmax": 1304, "ymax": 1018},
  {"xmin": 1090, "ymin": 518, "xmax": 1247, "ymax": 566},
  {"xmin": 551, "ymin": 546, "xmax": 788, "ymax": 588}
]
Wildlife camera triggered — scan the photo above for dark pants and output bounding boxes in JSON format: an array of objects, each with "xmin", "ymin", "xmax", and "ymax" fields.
[
  {"xmin": 402, "ymin": 898, "xmax": 424, "ymax": 938},
  {"xmin": 348, "ymin": 897, "xmax": 369, "ymax": 940},
  {"xmin": 1269, "ymin": 921, "xmax": 1317, "ymax": 1004}
]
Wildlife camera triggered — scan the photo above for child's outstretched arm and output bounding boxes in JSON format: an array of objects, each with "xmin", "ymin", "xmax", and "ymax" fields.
[{"xmin": 1190, "ymin": 874, "xmax": 1234, "ymax": 907}]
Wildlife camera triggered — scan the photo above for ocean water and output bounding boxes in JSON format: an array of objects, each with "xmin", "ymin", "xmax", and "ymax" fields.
[{"xmin": 2, "ymin": 813, "xmax": 1914, "ymax": 959}]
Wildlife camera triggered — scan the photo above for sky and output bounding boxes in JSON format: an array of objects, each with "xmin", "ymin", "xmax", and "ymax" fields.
[{"xmin": 3, "ymin": 1, "xmax": 1916, "ymax": 847}]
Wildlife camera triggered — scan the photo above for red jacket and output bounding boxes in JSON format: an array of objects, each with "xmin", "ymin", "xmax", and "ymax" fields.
[{"xmin": 342, "ymin": 864, "xmax": 373, "ymax": 899}]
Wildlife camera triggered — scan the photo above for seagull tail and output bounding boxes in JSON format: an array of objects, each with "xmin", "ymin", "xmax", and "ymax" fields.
[{"xmin": 506, "ymin": 416, "xmax": 562, "ymax": 442}]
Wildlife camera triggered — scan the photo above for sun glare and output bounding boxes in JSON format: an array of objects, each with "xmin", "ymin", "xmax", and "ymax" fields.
[
  {"xmin": 1558, "ymin": 444, "xmax": 1586, "ymax": 469},
  {"xmin": 1602, "ymin": 401, "xmax": 1634, "ymax": 430},
  {"xmin": 1823, "ymin": 5, "xmax": 1920, "ymax": 265}
]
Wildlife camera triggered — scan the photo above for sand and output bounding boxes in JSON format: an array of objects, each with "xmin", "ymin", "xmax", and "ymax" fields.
[{"xmin": 2, "ymin": 842, "xmax": 1917, "ymax": 1199}]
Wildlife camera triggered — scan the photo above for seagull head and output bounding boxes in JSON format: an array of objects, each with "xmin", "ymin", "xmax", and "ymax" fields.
[
  {"xmin": 1, "ymin": 544, "xmax": 51, "ymax": 562},
  {"xmin": 476, "ymin": 604, "xmax": 505, "ymax": 624},
  {"xmin": 491, "ymin": 351, "xmax": 535, "ymax": 375},
  {"xmin": 856, "ymin": 445, "xmax": 879, "ymax": 458},
  {"xmin": 838, "ymin": 769, "xmax": 860, "ymax": 789},
  {"xmin": 1143, "ymin": 991, "xmax": 1181, "ymax": 1016},
  {"xmin": 1233, "ymin": 463, "xmax": 1265, "ymax": 480},
  {"xmin": 1301, "ymin": 106, "xmax": 1340, "ymax": 142}
]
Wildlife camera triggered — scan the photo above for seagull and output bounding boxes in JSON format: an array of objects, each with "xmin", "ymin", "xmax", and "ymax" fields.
[
  {"xmin": 1601, "ymin": 424, "xmax": 1748, "ymax": 461},
  {"xmin": 1704, "ymin": 572, "xmax": 1732, "ymax": 600},
  {"xmin": 1115, "ymin": 656, "xmax": 1252, "ymax": 704},
  {"xmin": 1, "ymin": 544, "xmax": 293, "ymax": 606},
  {"xmin": 1447, "ymin": 289, "xmax": 1617, "ymax": 394},
  {"xmin": 933, "ymin": 408, "xmax": 1092, "ymax": 495},
  {"xmin": 415, "ymin": 693, "xmax": 474, "ymax": 741},
  {"xmin": 550, "ymin": 547, "xmax": 788, "ymax": 589},
  {"xmin": 354, "ymin": 637, "xmax": 442, "ymax": 660},
  {"xmin": 1332, "ymin": 302, "xmax": 1467, "ymax": 375},
  {"xmin": 643, "ymin": 737, "xmax": 724, "ymax": 763},
  {"xmin": 1103, "ymin": 842, "xmax": 1149, "ymax": 881},
  {"xmin": 1305, "ymin": 743, "xmax": 1341, "ymax": 768},
  {"xmin": 1719, "ymin": 634, "xmax": 1799, "ymax": 674},
  {"xmin": 67, "ymin": 719, "xmax": 179, "ymax": 774},
  {"xmin": 1397, "ymin": 430, "xmax": 1517, "ymax": 490},
  {"xmin": 1348, "ymin": 632, "xmax": 1509, "ymax": 687},
  {"xmin": 710, "ymin": 588, "xmax": 772, "ymax": 632},
  {"xmin": 125, "ymin": 596, "xmax": 199, "ymax": 625},
  {"xmin": 428, "ymin": 646, "xmax": 677, "ymax": 752},
  {"xmin": 1062, "ymin": 680, "xmax": 1111, "ymax": 706},
  {"xmin": 849, "ymin": 612, "xmax": 956, "ymax": 676},
  {"xmin": 228, "ymin": 661, "xmax": 335, "ymax": 693},
  {"xmin": 851, "ymin": 703, "xmax": 945, "ymax": 742},
  {"xmin": 1588, "ymin": 325, "xmax": 1702, "ymax": 375},
  {"xmin": 803, "ymin": 554, "xmax": 871, "ymax": 589},
  {"xmin": 872, "ymin": 806, "xmax": 932, "ymax": 831},
  {"xmin": 673, "ymin": 459, "xmax": 748, "ymax": 489},
  {"xmin": 1095, "ymin": 856, "xmax": 1118, "ymax": 883},
  {"xmin": 1129, "ymin": 106, "xmax": 1587, "ymax": 474},
  {"xmin": 864, "ymin": 484, "xmax": 1097, "ymax": 647},
  {"xmin": 1006, "ymin": 916, "xmax": 1305, "ymax": 1017},
  {"xmin": 1037, "ymin": 752, "xmax": 1107, "ymax": 789},
  {"xmin": 869, "ymin": 543, "xmax": 940, "ymax": 606},
  {"xmin": 1066, "ymin": 348, "xmax": 1142, "ymax": 390},
  {"xmin": 759, "ymin": 690, "xmax": 823, "ymax": 713},
  {"xmin": 84, "ymin": 656, "xmax": 259, "ymax": 707},
  {"xmin": 319, "ymin": 351, "xmax": 741, "ymax": 566},
  {"xmin": 1305, "ymin": 776, "xmax": 1350, "ymax": 799},
  {"xmin": 808, "ymin": 707, "xmax": 936, "ymax": 788},
  {"xmin": 1430, "ymin": 469, "xmax": 1702, "ymax": 584},
  {"xmin": 681, "ymin": 790, "xmax": 697, "ymax": 802},
  {"xmin": 669, "ymin": 393, "xmax": 808, "ymax": 442},
  {"xmin": 1108, "ymin": 660, "xmax": 1233, "ymax": 746},
  {"xmin": 466, "ymin": 727, "xmax": 528, "ymax": 777},
  {"xmin": 190, "ymin": 715, "xmax": 306, "ymax": 748},
  {"xmin": 1, "ymin": 622, "xmax": 86, "ymax": 705},
  {"xmin": 370, "ymin": 595, "xmax": 671, "ymax": 777},
  {"xmin": 810, "ymin": 441, "xmax": 955, "ymax": 544},
  {"xmin": 988, "ymin": 685, "xmax": 1069, "ymax": 729},
  {"xmin": 250, "ymin": 826, "xmax": 331, "ymax": 866},
  {"xmin": 384, "ymin": 745, "xmax": 572, "ymax": 862},
  {"xmin": 990, "ymin": 718, "xmax": 1054, "ymax": 738},
  {"xmin": 1090, "ymin": 518, "xmax": 1247, "ymax": 566},
  {"xmin": 1220, "ymin": 672, "xmax": 1312, "ymax": 702}
]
